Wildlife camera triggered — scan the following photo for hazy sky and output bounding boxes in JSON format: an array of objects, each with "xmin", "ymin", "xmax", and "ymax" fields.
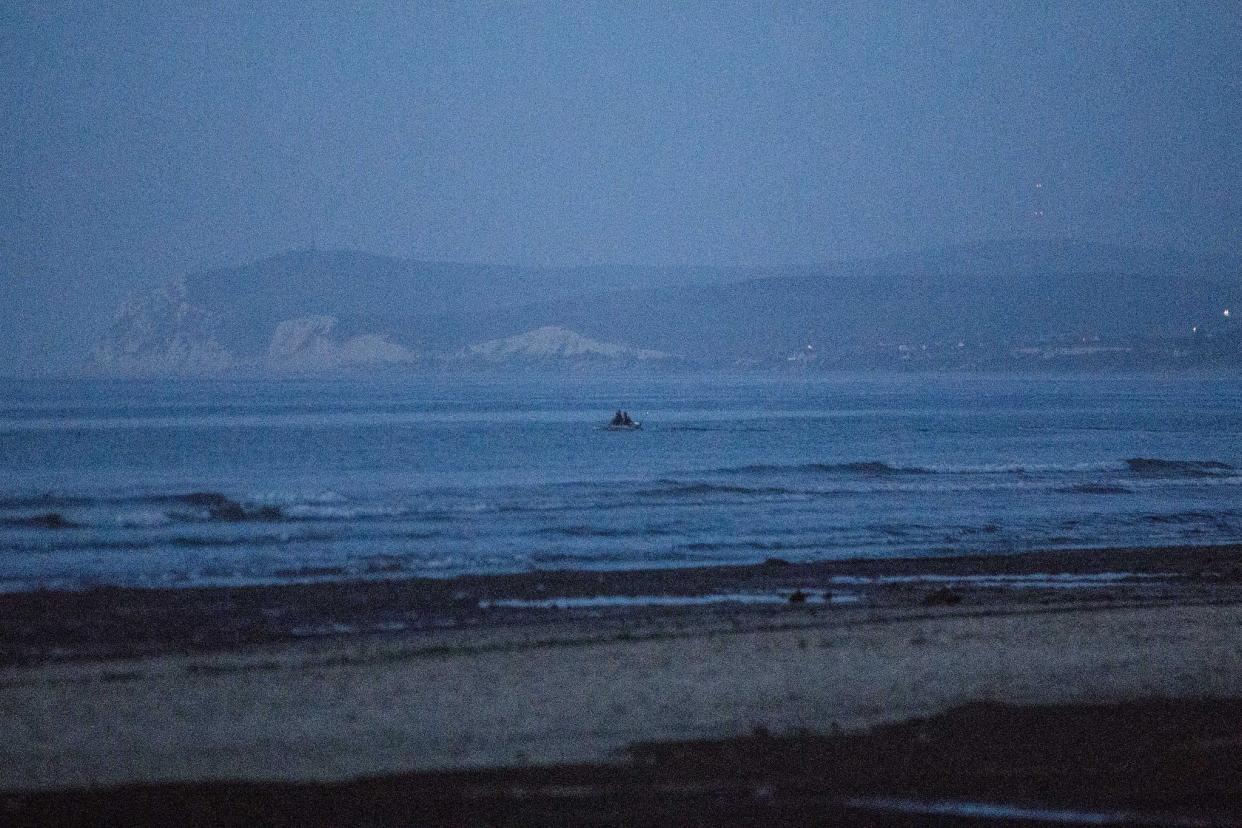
[{"xmin": 2, "ymin": 1, "xmax": 1240, "ymax": 367}]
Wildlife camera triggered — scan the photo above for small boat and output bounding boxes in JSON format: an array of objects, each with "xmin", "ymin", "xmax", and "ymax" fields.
[{"xmin": 604, "ymin": 410, "xmax": 641, "ymax": 430}]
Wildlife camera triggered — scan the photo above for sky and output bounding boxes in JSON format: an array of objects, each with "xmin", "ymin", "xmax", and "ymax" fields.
[{"xmin": 2, "ymin": 1, "xmax": 1241, "ymax": 369}]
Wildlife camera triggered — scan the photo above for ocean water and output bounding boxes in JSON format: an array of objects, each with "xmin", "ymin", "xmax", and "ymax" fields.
[{"xmin": 1, "ymin": 372, "xmax": 1240, "ymax": 592}]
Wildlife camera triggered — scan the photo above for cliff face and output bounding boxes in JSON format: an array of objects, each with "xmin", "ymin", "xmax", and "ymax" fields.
[
  {"xmin": 265, "ymin": 316, "xmax": 416, "ymax": 372},
  {"xmin": 91, "ymin": 284, "xmax": 419, "ymax": 376},
  {"xmin": 89, "ymin": 252, "xmax": 675, "ymax": 374},
  {"xmin": 91, "ymin": 279, "xmax": 234, "ymax": 375},
  {"xmin": 462, "ymin": 326, "xmax": 668, "ymax": 366}
]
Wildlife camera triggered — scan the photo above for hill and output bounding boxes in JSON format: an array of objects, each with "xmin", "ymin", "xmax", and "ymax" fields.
[{"xmin": 90, "ymin": 240, "xmax": 1240, "ymax": 374}]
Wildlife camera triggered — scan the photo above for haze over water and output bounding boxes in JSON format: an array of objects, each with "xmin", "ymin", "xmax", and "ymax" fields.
[{"xmin": 2, "ymin": 372, "xmax": 1240, "ymax": 593}]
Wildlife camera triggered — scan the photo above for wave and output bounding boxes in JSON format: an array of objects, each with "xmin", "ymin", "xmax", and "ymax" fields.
[
  {"xmin": 159, "ymin": 492, "xmax": 283, "ymax": 522},
  {"xmin": 0, "ymin": 512, "xmax": 82, "ymax": 529},
  {"xmin": 676, "ymin": 538, "xmax": 844, "ymax": 553},
  {"xmin": 530, "ymin": 524, "xmax": 677, "ymax": 539},
  {"xmin": 1124, "ymin": 458, "xmax": 1235, "ymax": 477},
  {"xmin": 526, "ymin": 550, "xmax": 691, "ymax": 566},
  {"xmin": 0, "ymin": 494, "xmax": 100, "ymax": 510},
  {"xmin": 708, "ymin": 457, "xmax": 1240, "ymax": 481},
  {"xmin": 115, "ymin": 510, "xmax": 174, "ymax": 528},
  {"xmin": 1140, "ymin": 510, "xmax": 1237, "ymax": 526},
  {"xmin": 0, "ymin": 529, "xmax": 339, "ymax": 555},
  {"xmin": 1059, "ymin": 483, "xmax": 1133, "ymax": 495},
  {"xmin": 0, "ymin": 489, "xmax": 335, "ymax": 519},
  {"xmin": 917, "ymin": 460, "xmax": 1137, "ymax": 476},
  {"xmin": 713, "ymin": 461, "xmax": 931, "ymax": 476},
  {"xmin": 711, "ymin": 460, "xmax": 1131, "ymax": 477},
  {"xmin": 637, "ymin": 481, "xmax": 800, "ymax": 498},
  {"xmin": 0, "ymin": 488, "xmax": 443, "ymax": 531},
  {"xmin": 0, "ymin": 524, "xmax": 446, "ymax": 555},
  {"xmin": 279, "ymin": 503, "xmax": 414, "ymax": 521},
  {"xmin": 0, "ymin": 489, "xmax": 299, "ymax": 512}
]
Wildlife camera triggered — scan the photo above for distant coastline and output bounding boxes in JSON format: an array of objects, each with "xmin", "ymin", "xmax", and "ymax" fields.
[{"xmin": 69, "ymin": 240, "xmax": 1239, "ymax": 378}]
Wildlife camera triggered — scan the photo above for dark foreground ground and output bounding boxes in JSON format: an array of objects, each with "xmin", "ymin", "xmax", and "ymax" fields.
[
  {"xmin": 5, "ymin": 544, "xmax": 1242, "ymax": 825},
  {"xmin": 3, "ymin": 699, "xmax": 1240, "ymax": 827}
]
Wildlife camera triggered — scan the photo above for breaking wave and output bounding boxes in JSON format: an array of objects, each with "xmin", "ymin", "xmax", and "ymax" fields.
[
  {"xmin": 1, "ymin": 530, "xmax": 339, "ymax": 555},
  {"xmin": 160, "ymin": 492, "xmax": 283, "ymax": 522}
]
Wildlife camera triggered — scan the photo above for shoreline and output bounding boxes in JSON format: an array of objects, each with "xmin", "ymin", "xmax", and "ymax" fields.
[{"xmin": 3, "ymin": 541, "xmax": 1240, "ymax": 666}]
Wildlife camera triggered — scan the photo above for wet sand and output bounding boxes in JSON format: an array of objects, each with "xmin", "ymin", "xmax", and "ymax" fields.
[
  {"xmin": 3, "ymin": 543, "xmax": 1242, "ymax": 823},
  {"xmin": 4, "ymin": 541, "xmax": 1241, "ymax": 666}
]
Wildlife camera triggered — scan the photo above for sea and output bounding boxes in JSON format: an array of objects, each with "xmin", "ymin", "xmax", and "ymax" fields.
[{"xmin": 1, "ymin": 372, "xmax": 1240, "ymax": 593}]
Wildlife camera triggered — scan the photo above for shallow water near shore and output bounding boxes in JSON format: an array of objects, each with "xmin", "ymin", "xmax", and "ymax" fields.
[{"xmin": 2, "ymin": 372, "xmax": 1241, "ymax": 592}]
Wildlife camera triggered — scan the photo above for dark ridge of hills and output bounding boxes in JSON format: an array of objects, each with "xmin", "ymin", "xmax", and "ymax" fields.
[
  {"xmin": 187, "ymin": 250, "xmax": 760, "ymax": 353},
  {"xmin": 414, "ymin": 241, "xmax": 1238, "ymax": 358}
]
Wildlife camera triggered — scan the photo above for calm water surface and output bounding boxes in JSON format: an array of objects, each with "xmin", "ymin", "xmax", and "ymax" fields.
[{"xmin": 1, "ymin": 373, "xmax": 1240, "ymax": 592}]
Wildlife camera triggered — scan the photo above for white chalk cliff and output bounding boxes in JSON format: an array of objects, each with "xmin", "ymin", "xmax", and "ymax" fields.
[
  {"xmin": 265, "ymin": 316, "xmax": 416, "ymax": 372},
  {"xmin": 92, "ymin": 280, "xmax": 418, "ymax": 375},
  {"xmin": 464, "ymin": 326, "xmax": 667, "ymax": 363},
  {"xmin": 91, "ymin": 279, "xmax": 234, "ymax": 375}
]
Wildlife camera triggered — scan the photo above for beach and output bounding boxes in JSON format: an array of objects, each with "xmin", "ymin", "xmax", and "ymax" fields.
[
  {"xmin": 7, "ymin": 0, "xmax": 1242, "ymax": 819},
  {"xmin": 4, "ymin": 543, "xmax": 1242, "ymax": 824}
]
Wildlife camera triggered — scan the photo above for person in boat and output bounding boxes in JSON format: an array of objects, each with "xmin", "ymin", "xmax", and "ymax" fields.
[
  {"xmin": 611, "ymin": 410, "xmax": 625, "ymax": 426},
  {"xmin": 621, "ymin": 411, "xmax": 635, "ymax": 426}
]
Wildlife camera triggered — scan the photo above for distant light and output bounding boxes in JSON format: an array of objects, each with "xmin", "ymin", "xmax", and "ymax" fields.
[{"xmin": 1192, "ymin": 326, "xmax": 1199, "ymax": 333}]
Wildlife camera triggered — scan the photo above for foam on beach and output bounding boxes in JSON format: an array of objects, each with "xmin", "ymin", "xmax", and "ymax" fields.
[{"xmin": 478, "ymin": 591, "xmax": 861, "ymax": 610}]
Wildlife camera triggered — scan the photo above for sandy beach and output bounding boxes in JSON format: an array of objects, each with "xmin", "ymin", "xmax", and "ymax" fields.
[
  {"xmin": 3, "ymin": 543, "xmax": 1242, "ymax": 824},
  {"xmin": 8, "ymin": 0, "xmax": 1242, "ymax": 819}
]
